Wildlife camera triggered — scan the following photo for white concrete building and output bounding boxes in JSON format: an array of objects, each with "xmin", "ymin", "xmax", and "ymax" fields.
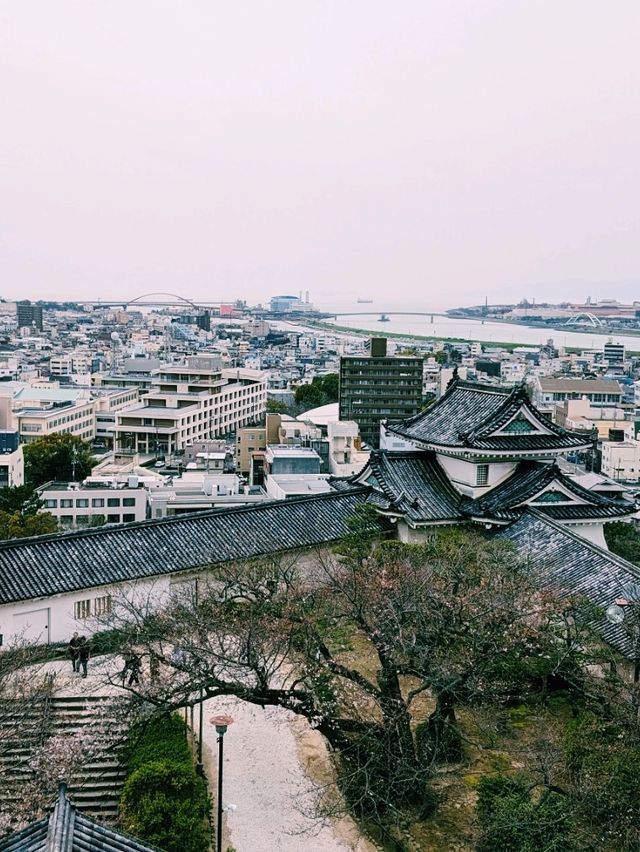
[
  {"xmin": 601, "ymin": 440, "xmax": 640, "ymax": 482},
  {"xmin": 0, "ymin": 433, "xmax": 24, "ymax": 488},
  {"xmin": 39, "ymin": 481, "xmax": 148, "ymax": 528},
  {"xmin": 113, "ymin": 357, "xmax": 267, "ymax": 456}
]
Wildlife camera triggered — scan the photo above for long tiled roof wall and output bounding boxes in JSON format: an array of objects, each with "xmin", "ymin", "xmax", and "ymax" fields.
[{"xmin": 0, "ymin": 490, "xmax": 381, "ymax": 605}]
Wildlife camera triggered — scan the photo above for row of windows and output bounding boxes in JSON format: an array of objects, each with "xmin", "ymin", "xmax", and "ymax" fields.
[
  {"xmin": 61, "ymin": 513, "xmax": 137, "ymax": 525},
  {"xmin": 74, "ymin": 595, "xmax": 112, "ymax": 619},
  {"xmin": 44, "ymin": 496, "xmax": 137, "ymax": 508}
]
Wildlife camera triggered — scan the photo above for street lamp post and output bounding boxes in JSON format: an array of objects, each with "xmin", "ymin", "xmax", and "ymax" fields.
[
  {"xmin": 606, "ymin": 581, "xmax": 640, "ymax": 712},
  {"xmin": 209, "ymin": 714, "xmax": 234, "ymax": 852}
]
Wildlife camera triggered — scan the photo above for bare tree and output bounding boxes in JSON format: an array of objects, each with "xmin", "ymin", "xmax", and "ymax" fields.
[{"xmin": 102, "ymin": 519, "xmax": 572, "ymax": 827}]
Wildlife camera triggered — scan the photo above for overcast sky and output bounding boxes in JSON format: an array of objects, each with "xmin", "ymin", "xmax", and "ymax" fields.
[{"xmin": 1, "ymin": 1, "xmax": 639, "ymax": 310}]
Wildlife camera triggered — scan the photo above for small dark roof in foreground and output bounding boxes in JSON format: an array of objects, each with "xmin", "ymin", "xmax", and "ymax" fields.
[
  {"xmin": 496, "ymin": 510, "xmax": 640, "ymax": 660},
  {"xmin": 385, "ymin": 379, "xmax": 591, "ymax": 453},
  {"xmin": 0, "ymin": 489, "xmax": 381, "ymax": 606},
  {"xmin": 0, "ymin": 783, "xmax": 160, "ymax": 852}
]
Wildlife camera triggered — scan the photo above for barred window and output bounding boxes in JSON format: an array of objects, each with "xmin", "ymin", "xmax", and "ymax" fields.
[
  {"xmin": 94, "ymin": 595, "xmax": 112, "ymax": 616},
  {"xmin": 476, "ymin": 464, "xmax": 489, "ymax": 486},
  {"xmin": 74, "ymin": 599, "xmax": 91, "ymax": 619}
]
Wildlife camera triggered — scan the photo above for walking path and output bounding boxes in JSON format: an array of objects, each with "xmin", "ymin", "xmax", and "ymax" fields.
[{"xmin": 201, "ymin": 696, "xmax": 377, "ymax": 852}]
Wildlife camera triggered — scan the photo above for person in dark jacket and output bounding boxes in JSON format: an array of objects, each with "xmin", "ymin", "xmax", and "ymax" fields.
[
  {"xmin": 67, "ymin": 632, "xmax": 81, "ymax": 673},
  {"xmin": 77, "ymin": 636, "xmax": 90, "ymax": 678}
]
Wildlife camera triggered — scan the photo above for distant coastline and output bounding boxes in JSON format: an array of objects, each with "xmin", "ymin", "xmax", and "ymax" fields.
[{"xmin": 446, "ymin": 310, "xmax": 640, "ymax": 340}]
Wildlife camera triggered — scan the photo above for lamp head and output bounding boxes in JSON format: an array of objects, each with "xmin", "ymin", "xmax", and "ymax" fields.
[{"xmin": 209, "ymin": 714, "xmax": 234, "ymax": 735}]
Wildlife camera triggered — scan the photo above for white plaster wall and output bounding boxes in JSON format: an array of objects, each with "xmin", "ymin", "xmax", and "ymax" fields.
[
  {"xmin": 436, "ymin": 455, "xmax": 516, "ymax": 497},
  {"xmin": 397, "ymin": 520, "xmax": 434, "ymax": 544},
  {"xmin": 567, "ymin": 523, "xmax": 608, "ymax": 550},
  {"xmin": 0, "ymin": 548, "xmax": 336, "ymax": 649}
]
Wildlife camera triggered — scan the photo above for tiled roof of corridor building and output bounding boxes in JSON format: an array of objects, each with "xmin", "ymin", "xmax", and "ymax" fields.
[
  {"xmin": 496, "ymin": 510, "xmax": 640, "ymax": 661},
  {"xmin": 0, "ymin": 489, "xmax": 382, "ymax": 606}
]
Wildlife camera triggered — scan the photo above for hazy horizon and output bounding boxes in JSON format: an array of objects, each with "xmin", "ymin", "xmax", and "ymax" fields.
[{"xmin": 2, "ymin": 2, "xmax": 639, "ymax": 309}]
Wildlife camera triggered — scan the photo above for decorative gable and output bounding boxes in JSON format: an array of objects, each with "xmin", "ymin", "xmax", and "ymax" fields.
[
  {"xmin": 531, "ymin": 489, "xmax": 574, "ymax": 504},
  {"xmin": 493, "ymin": 407, "xmax": 554, "ymax": 437},
  {"xmin": 501, "ymin": 414, "xmax": 541, "ymax": 434}
]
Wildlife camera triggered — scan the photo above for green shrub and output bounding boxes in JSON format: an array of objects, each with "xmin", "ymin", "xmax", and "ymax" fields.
[
  {"xmin": 476, "ymin": 774, "xmax": 576, "ymax": 852},
  {"xmin": 119, "ymin": 714, "xmax": 211, "ymax": 852},
  {"xmin": 123, "ymin": 713, "xmax": 191, "ymax": 772},
  {"xmin": 120, "ymin": 760, "xmax": 210, "ymax": 852}
]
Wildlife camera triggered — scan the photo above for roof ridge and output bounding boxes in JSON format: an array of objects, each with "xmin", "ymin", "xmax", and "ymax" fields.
[{"xmin": 0, "ymin": 486, "xmax": 371, "ymax": 551}]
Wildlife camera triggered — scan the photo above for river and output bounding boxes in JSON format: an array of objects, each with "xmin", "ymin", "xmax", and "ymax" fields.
[{"xmin": 321, "ymin": 313, "xmax": 640, "ymax": 351}]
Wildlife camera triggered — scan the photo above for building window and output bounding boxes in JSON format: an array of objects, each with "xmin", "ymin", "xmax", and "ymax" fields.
[
  {"xmin": 60, "ymin": 499, "xmax": 73, "ymax": 508},
  {"xmin": 76, "ymin": 499, "xmax": 89, "ymax": 508},
  {"xmin": 44, "ymin": 499, "xmax": 57, "ymax": 508},
  {"xmin": 74, "ymin": 599, "xmax": 91, "ymax": 619},
  {"xmin": 476, "ymin": 464, "xmax": 489, "ymax": 486},
  {"xmin": 107, "ymin": 497, "xmax": 120, "ymax": 507},
  {"xmin": 122, "ymin": 497, "xmax": 136, "ymax": 507},
  {"xmin": 107, "ymin": 514, "xmax": 120, "ymax": 523},
  {"xmin": 94, "ymin": 595, "xmax": 112, "ymax": 616},
  {"xmin": 122, "ymin": 513, "xmax": 136, "ymax": 523},
  {"xmin": 92, "ymin": 498, "xmax": 105, "ymax": 507}
]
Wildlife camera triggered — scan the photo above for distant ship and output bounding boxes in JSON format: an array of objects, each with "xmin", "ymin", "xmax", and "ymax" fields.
[
  {"xmin": 378, "ymin": 313, "xmax": 390, "ymax": 322},
  {"xmin": 357, "ymin": 298, "xmax": 373, "ymax": 303}
]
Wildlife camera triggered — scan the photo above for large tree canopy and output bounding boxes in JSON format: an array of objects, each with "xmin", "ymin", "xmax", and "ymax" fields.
[
  {"xmin": 23, "ymin": 433, "xmax": 96, "ymax": 485},
  {"xmin": 106, "ymin": 520, "xmax": 573, "ymax": 830},
  {"xmin": 294, "ymin": 373, "xmax": 339, "ymax": 409},
  {"xmin": 0, "ymin": 485, "xmax": 56, "ymax": 540}
]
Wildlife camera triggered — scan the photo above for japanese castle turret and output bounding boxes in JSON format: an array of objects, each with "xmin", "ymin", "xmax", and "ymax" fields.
[{"xmin": 354, "ymin": 379, "xmax": 635, "ymax": 548}]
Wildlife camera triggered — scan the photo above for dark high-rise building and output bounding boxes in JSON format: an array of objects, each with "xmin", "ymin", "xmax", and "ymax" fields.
[
  {"xmin": 339, "ymin": 338, "xmax": 423, "ymax": 448},
  {"xmin": 17, "ymin": 300, "xmax": 43, "ymax": 331}
]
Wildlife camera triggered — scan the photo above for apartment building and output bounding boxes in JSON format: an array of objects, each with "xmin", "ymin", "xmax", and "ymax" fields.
[
  {"xmin": 601, "ymin": 440, "xmax": 640, "ymax": 482},
  {"xmin": 49, "ymin": 351, "xmax": 93, "ymax": 376},
  {"xmin": 532, "ymin": 377, "xmax": 623, "ymax": 413},
  {"xmin": 339, "ymin": 337, "xmax": 423, "ymax": 448},
  {"xmin": 113, "ymin": 356, "xmax": 267, "ymax": 456},
  {"xmin": 0, "ymin": 431, "xmax": 24, "ymax": 487},
  {"xmin": 0, "ymin": 383, "xmax": 139, "ymax": 446}
]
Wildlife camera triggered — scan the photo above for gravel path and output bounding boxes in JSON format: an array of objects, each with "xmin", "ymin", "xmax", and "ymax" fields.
[{"xmin": 201, "ymin": 696, "xmax": 376, "ymax": 852}]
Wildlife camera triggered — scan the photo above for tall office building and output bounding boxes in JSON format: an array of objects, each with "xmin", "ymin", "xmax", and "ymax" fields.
[
  {"xmin": 17, "ymin": 300, "xmax": 44, "ymax": 331},
  {"xmin": 339, "ymin": 338, "xmax": 423, "ymax": 448},
  {"xmin": 603, "ymin": 341, "xmax": 625, "ymax": 369}
]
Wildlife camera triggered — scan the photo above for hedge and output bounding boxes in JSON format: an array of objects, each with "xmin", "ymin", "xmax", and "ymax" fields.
[{"xmin": 119, "ymin": 714, "xmax": 211, "ymax": 852}]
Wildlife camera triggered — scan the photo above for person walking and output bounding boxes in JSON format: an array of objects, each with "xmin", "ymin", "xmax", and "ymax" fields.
[
  {"xmin": 67, "ymin": 632, "xmax": 81, "ymax": 673},
  {"xmin": 77, "ymin": 636, "xmax": 90, "ymax": 678},
  {"xmin": 127, "ymin": 653, "xmax": 142, "ymax": 686}
]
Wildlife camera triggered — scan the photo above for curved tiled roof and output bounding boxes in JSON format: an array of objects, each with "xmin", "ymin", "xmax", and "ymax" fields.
[
  {"xmin": 466, "ymin": 461, "xmax": 636, "ymax": 522},
  {"xmin": 363, "ymin": 452, "xmax": 463, "ymax": 523},
  {"xmin": 385, "ymin": 379, "xmax": 592, "ymax": 453},
  {"xmin": 358, "ymin": 452, "xmax": 635, "ymax": 527},
  {"xmin": 0, "ymin": 489, "xmax": 383, "ymax": 606}
]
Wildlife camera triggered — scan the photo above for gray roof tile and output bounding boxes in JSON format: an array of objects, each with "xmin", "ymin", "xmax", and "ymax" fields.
[{"xmin": 0, "ymin": 490, "xmax": 379, "ymax": 605}]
